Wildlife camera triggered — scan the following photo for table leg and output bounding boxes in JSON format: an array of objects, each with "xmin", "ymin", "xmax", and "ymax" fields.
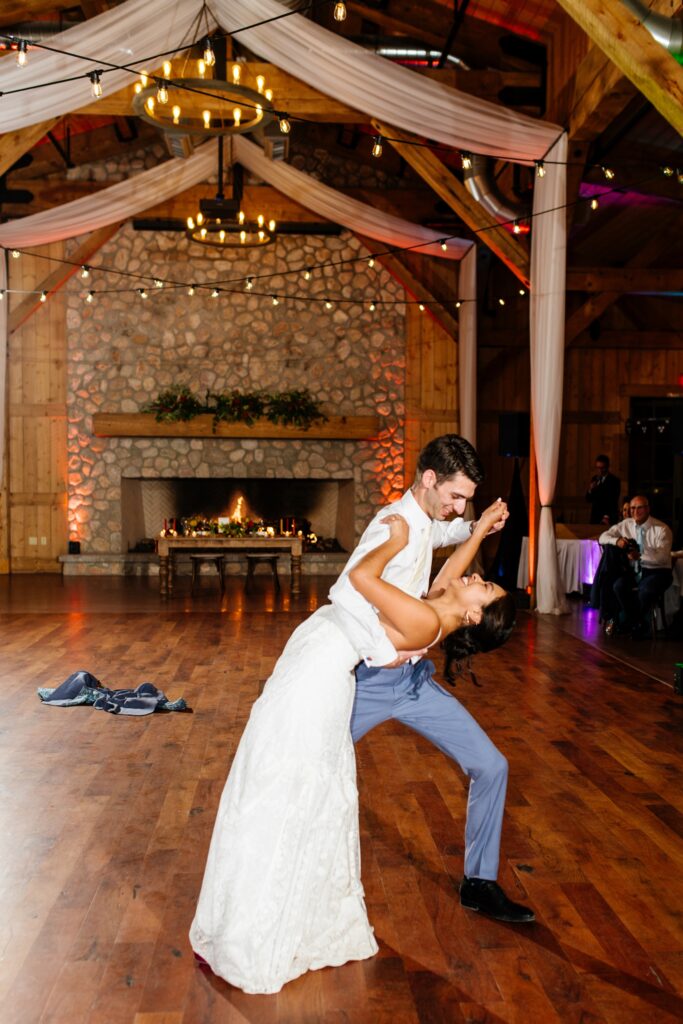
[
  {"xmin": 159, "ymin": 555, "xmax": 169, "ymax": 598},
  {"xmin": 290, "ymin": 553, "xmax": 302, "ymax": 596},
  {"xmin": 168, "ymin": 554, "xmax": 175, "ymax": 596}
]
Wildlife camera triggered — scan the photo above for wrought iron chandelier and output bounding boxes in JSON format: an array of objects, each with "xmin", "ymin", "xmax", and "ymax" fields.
[{"xmin": 186, "ymin": 138, "xmax": 277, "ymax": 249}]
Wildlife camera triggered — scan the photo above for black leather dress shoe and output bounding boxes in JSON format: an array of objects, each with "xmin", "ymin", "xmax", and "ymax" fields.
[{"xmin": 460, "ymin": 877, "xmax": 535, "ymax": 923}]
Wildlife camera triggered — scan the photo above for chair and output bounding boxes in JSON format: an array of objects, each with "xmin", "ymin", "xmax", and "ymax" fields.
[
  {"xmin": 245, "ymin": 554, "xmax": 280, "ymax": 593},
  {"xmin": 189, "ymin": 554, "xmax": 226, "ymax": 593},
  {"xmin": 651, "ymin": 593, "xmax": 669, "ymax": 636}
]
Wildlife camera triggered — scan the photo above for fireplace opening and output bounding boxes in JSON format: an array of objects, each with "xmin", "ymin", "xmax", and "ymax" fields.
[{"xmin": 121, "ymin": 477, "xmax": 356, "ymax": 553}]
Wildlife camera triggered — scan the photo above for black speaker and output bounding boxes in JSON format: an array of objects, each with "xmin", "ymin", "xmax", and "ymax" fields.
[
  {"xmin": 671, "ymin": 414, "xmax": 683, "ymax": 454},
  {"xmin": 498, "ymin": 412, "xmax": 530, "ymax": 458}
]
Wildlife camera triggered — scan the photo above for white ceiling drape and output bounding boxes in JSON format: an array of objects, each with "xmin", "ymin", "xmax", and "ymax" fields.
[
  {"xmin": 0, "ymin": 252, "xmax": 7, "ymax": 488},
  {"xmin": 0, "ymin": 0, "xmax": 560, "ymax": 162},
  {"xmin": 457, "ymin": 245, "xmax": 477, "ymax": 444},
  {"xmin": 233, "ymin": 137, "xmax": 469, "ymax": 260},
  {"xmin": 529, "ymin": 133, "xmax": 569, "ymax": 615}
]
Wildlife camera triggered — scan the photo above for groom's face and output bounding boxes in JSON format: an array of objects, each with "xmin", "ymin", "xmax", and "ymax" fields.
[{"xmin": 422, "ymin": 471, "xmax": 476, "ymax": 521}]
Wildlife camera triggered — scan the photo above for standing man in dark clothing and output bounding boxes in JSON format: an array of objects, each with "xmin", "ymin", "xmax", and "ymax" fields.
[{"xmin": 585, "ymin": 454, "xmax": 620, "ymax": 525}]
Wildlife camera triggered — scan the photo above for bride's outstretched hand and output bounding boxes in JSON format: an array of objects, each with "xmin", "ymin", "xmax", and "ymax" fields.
[
  {"xmin": 381, "ymin": 513, "xmax": 410, "ymax": 548},
  {"xmin": 477, "ymin": 498, "xmax": 509, "ymax": 535}
]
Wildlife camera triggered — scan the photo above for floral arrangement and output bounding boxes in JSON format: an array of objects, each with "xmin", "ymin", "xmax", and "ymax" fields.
[{"xmin": 143, "ymin": 386, "xmax": 327, "ymax": 431}]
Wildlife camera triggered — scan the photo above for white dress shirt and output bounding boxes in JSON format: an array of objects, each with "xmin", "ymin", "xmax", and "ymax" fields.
[
  {"xmin": 329, "ymin": 489, "xmax": 471, "ymax": 666},
  {"xmin": 599, "ymin": 516, "xmax": 672, "ymax": 569}
]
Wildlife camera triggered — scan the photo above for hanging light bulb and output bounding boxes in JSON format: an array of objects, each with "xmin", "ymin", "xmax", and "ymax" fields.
[
  {"xmin": 461, "ymin": 152, "xmax": 472, "ymax": 170},
  {"xmin": 325, "ymin": 299, "xmax": 333, "ymax": 310},
  {"xmin": 303, "ymin": 268, "xmax": 312, "ymax": 281},
  {"xmin": 519, "ymin": 288, "xmax": 526, "ymax": 296},
  {"xmin": 256, "ymin": 103, "xmax": 263, "ymax": 119},
  {"xmin": 498, "ymin": 297, "xmax": 506, "ymax": 306},
  {"xmin": 202, "ymin": 110, "xmax": 211, "ymax": 130},
  {"xmin": 256, "ymin": 75, "xmax": 265, "ymax": 94},
  {"xmin": 145, "ymin": 96, "xmax": 155, "ymax": 114},
  {"xmin": 369, "ymin": 300, "xmax": 376, "ymax": 311},
  {"xmin": 197, "ymin": 58, "xmax": 206, "ymax": 78},
  {"xmin": 233, "ymin": 107, "xmax": 242, "ymax": 127},
  {"xmin": 513, "ymin": 220, "xmax": 521, "ymax": 234},
  {"xmin": 602, "ymin": 165, "xmax": 615, "ymax": 180},
  {"xmin": 139, "ymin": 288, "xmax": 148, "ymax": 299},
  {"xmin": 140, "ymin": 72, "xmax": 149, "ymax": 87},
  {"xmin": 40, "ymin": 291, "xmax": 47, "ymax": 303},
  {"xmin": 157, "ymin": 81, "xmax": 169, "ymax": 104},
  {"xmin": 172, "ymin": 105, "xmax": 181, "ymax": 125},
  {"xmin": 418, "ymin": 303, "xmax": 425, "ymax": 311},
  {"xmin": 16, "ymin": 40, "xmax": 28, "ymax": 67},
  {"xmin": 367, "ymin": 257, "xmax": 375, "ymax": 269},
  {"xmin": 188, "ymin": 284, "xmax": 196, "ymax": 296},
  {"xmin": 536, "ymin": 160, "xmax": 546, "ymax": 178},
  {"xmin": 371, "ymin": 136, "xmax": 383, "ymax": 158},
  {"xmin": 279, "ymin": 115, "xmax": 291, "ymax": 134},
  {"xmin": 334, "ymin": 1, "xmax": 347, "ymax": 20},
  {"xmin": 154, "ymin": 279, "xmax": 164, "ymax": 289},
  {"xmin": 162, "ymin": 60, "xmax": 172, "ymax": 78},
  {"xmin": 85, "ymin": 291, "xmax": 94, "ymax": 303},
  {"xmin": 272, "ymin": 295, "xmax": 279, "ymax": 306},
  {"xmin": 245, "ymin": 277, "xmax": 254, "ymax": 291},
  {"xmin": 441, "ymin": 240, "xmax": 448, "ymax": 252},
  {"xmin": 232, "ymin": 63, "xmax": 241, "ymax": 84},
  {"xmin": 662, "ymin": 165, "xmax": 674, "ymax": 177},
  {"xmin": 11, "ymin": 250, "xmax": 20, "ymax": 259},
  {"xmin": 0, "ymin": 290, "xmax": 5, "ymax": 300},
  {"xmin": 265, "ymin": 88, "xmax": 273, "ymax": 102},
  {"xmin": 455, "ymin": 300, "xmax": 461, "ymax": 309},
  {"xmin": 211, "ymin": 288, "xmax": 220, "ymax": 298},
  {"xmin": 134, "ymin": 82, "xmax": 142, "ymax": 94},
  {"xmin": 203, "ymin": 38, "xmax": 216, "ymax": 67},
  {"xmin": 677, "ymin": 169, "xmax": 683, "ymax": 185},
  {"xmin": 80, "ymin": 265, "xmax": 90, "ymax": 280},
  {"xmin": 590, "ymin": 197, "xmax": 599, "ymax": 211},
  {"xmin": 89, "ymin": 70, "xmax": 103, "ymax": 99}
]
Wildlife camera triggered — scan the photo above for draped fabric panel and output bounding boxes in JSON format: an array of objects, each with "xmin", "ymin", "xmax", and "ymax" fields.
[
  {"xmin": 0, "ymin": 145, "xmax": 216, "ymax": 247},
  {"xmin": 0, "ymin": 0, "xmax": 560, "ymax": 162},
  {"xmin": 529, "ymin": 134, "xmax": 569, "ymax": 615},
  {"xmin": 0, "ymin": 0, "xmax": 205, "ymax": 133},
  {"xmin": 233, "ymin": 137, "xmax": 468, "ymax": 260},
  {"xmin": 215, "ymin": 0, "xmax": 560, "ymax": 162},
  {"xmin": 457, "ymin": 245, "xmax": 477, "ymax": 445},
  {"xmin": 0, "ymin": 253, "xmax": 7, "ymax": 486}
]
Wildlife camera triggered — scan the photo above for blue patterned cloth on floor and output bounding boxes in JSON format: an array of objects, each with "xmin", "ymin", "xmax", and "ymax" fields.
[{"xmin": 37, "ymin": 670, "xmax": 188, "ymax": 716}]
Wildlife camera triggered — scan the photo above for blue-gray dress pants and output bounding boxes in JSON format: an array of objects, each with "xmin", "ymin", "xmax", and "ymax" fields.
[{"xmin": 351, "ymin": 661, "xmax": 508, "ymax": 881}]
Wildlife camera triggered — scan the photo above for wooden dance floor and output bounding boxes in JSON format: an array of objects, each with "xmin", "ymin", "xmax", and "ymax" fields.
[{"xmin": 1, "ymin": 576, "xmax": 681, "ymax": 1024}]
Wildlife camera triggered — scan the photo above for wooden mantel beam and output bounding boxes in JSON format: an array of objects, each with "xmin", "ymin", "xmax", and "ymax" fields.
[
  {"xmin": 555, "ymin": 0, "xmax": 683, "ymax": 137},
  {"xmin": 373, "ymin": 120, "xmax": 530, "ymax": 289}
]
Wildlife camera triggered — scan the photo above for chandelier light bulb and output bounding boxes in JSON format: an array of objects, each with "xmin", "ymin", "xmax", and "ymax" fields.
[
  {"xmin": 256, "ymin": 75, "xmax": 265, "ymax": 94},
  {"xmin": 265, "ymin": 88, "xmax": 273, "ymax": 102},
  {"xmin": 258, "ymin": 230, "xmax": 265, "ymax": 242},
  {"xmin": 162, "ymin": 60, "xmax": 172, "ymax": 78},
  {"xmin": 200, "ymin": 227, "xmax": 207, "ymax": 239},
  {"xmin": 89, "ymin": 70, "xmax": 103, "ymax": 99},
  {"xmin": 371, "ymin": 136, "xmax": 383, "ymax": 159},
  {"xmin": 157, "ymin": 82, "xmax": 169, "ymax": 104},
  {"xmin": 238, "ymin": 210, "xmax": 245, "ymax": 225},
  {"xmin": 203, "ymin": 110, "xmax": 211, "ymax": 130},
  {"xmin": 268, "ymin": 219, "xmax": 276, "ymax": 232},
  {"xmin": 232, "ymin": 63, "xmax": 241, "ymax": 84},
  {"xmin": 461, "ymin": 152, "xmax": 472, "ymax": 170},
  {"xmin": 187, "ymin": 216, "xmax": 195, "ymax": 230},
  {"xmin": 204, "ymin": 38, "xmax": 216, "ymax": 67},
  {"xmin": 219, "ymin": 229, "xmax": 226, "ymax": 242},
  {"xmin": 334, "ymin": 1, "xmax": 347, "ymax": 20},
  {"xmin": 233, "ymin": 107, "xmax": 242, "ymax": 127},
  {"xmin": 80, "ymin": 265, "xmax": 90, "ymax": 279},
  {"xmin": 536, "ymin": 160, "xmax": 545, "ymax": 178},
  {"xmin": 16, "ymin": 40, "xmax": 27, "ymax": 67},
  {"xmin": 86, "ymin": 291, "xmax": 94, "ymax": 303},
  {"xmin": 145, "ymin": 96, "xmax": 155, "ymax": 114},
  {"xmin": 279, "ymin": 115, "xmax": 291, "ymax": 135},
  {"xmin": 272, "ymin": 295, "xmax": 279, "ymax": 306},
  {"xmin": 172, "ymin": 105, "xmax": 181, "ymax": 125},
  {"xmin": 256, "ymin": 103, "xmax": 263, "ymax": 118},
  {"xmin": 257, "ymin": 214, "xmax": 264, "ymax": 228},
  {"xmin": 245, "ymin": 277, "xmax": 254, "ymax": 290},
  {"xmin": 240, "ymin": 230, "xmax": 247, "ymax": 243},
  {"xmin": 196, "ymin": 212, "xmax": 204, "ymax": 226},
  {"xmin": 134, "ymin": 82, "xmax": 142, "ymax": 94}
]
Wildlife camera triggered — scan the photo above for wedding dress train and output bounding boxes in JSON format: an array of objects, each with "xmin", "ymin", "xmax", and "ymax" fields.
[{"xmin": 189, "ymin": 605, "xmax": 378, "ymax": 994}]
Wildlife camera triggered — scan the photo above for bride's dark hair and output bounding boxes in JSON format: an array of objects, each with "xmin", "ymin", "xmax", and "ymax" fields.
[{"xmin": 442, "ymin": 590, "xmax": 516, "ymax": 686}]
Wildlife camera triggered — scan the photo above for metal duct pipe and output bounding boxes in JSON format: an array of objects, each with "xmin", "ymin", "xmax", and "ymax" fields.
[
  {"xmin": 463, "ymin": 153, "xmax": 528, "ymax": 227},
  {"xmin": 621, "ymin": 0, "xmax": 683, "ymax": 54}
]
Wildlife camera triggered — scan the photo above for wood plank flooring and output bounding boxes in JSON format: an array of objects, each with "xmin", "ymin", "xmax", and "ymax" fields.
[{"xmin": 0, "ymin": 576, "xmax": 682, "ymax": 1023}]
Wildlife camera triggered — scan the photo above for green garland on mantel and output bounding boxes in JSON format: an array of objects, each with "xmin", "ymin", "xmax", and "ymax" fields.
[{"xmin": 142, "ymin": 386, "xmax": 328, "ymax": 432}]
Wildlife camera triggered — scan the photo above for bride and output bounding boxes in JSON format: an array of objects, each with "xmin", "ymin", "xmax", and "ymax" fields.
[{"xmin": 189, "ymin": 500, "xmax": 514, "ymax": 994}]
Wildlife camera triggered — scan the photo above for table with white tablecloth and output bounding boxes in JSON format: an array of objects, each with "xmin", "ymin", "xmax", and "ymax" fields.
[{"xmin": 517, "ymin": 536, "xmax": 603, "ymax": 593}]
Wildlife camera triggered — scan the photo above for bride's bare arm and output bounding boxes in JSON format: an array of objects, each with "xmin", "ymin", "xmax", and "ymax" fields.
[
  {"xmin": 428, "ymin": 499, "xmax": 507, "ymax": 596},
  {"xmin": 348, "ymin": 515, "xmax": 440, "ymax": 650}
]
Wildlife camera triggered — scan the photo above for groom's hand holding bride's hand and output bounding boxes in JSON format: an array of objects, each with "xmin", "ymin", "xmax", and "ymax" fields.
[{"xmin": 472, "ymin": 498, "xmax": 509, "ymax": 537}]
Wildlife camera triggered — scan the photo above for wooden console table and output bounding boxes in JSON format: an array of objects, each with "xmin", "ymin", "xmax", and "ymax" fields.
[{"xmin": 156, "ymin": 535, "xmax": 303, "ymax": 598}]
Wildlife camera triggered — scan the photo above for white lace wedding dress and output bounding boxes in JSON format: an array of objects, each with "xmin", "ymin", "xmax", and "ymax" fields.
[{"xmin": 189, "ymin": 605, "xmax": 378, "ymax": 994}]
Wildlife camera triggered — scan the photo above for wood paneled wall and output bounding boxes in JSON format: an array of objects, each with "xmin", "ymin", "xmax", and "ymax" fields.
[
  {"xmin": 7, "ymin": 246, "xmax": 68, "ymax": 571},
  {"xmin": 404, "ymin": 305, "xmax": 458, "ymax": 486}
]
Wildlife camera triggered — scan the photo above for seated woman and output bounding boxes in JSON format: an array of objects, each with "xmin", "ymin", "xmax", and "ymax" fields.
[{"xmin": 190, "ymin": 501, "xmax": 514, "ymax": 995}]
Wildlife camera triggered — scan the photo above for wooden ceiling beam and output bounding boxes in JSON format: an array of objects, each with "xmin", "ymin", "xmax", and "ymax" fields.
[
  {"xmin": 374, "ymin": 119, "xmax": 530, "ymax": 288},
  {"xmin": 555, "ymin": 0, "xmax": 683, "ymax": 137},
  {"xmin": 355, "ymin": 233, "xmax": 459, "ymax": 340},
  {"xmin": 0, "ymin": 118, "xmax": 61, "ymax": 179},
  {"xmin": 8, "ymin": 222, "xmax": 123, "ymax": 334},
  {"xmin": 566, "ymin": 268, "xmax": 683, "ymax": 292}
]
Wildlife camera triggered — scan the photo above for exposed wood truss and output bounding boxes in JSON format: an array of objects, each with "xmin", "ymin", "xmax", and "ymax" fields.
[{"xmin": 0, "ymin": 119, "xmax": 61, "ymax": 179}]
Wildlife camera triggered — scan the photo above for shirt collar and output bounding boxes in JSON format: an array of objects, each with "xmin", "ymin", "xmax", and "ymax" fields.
[{"xmin": 398, "ymin": 488, "xmax": 433, "ymax": 530}]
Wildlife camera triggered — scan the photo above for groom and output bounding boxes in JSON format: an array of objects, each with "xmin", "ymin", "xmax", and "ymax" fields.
[{"xmin": 329, "ymin": 434, "xmax": 534, "ymax": 924}]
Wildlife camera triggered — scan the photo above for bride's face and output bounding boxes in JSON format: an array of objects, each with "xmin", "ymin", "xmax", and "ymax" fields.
[{"xmin": 445, "ymin": 574, "xmax": 506, "ymax": 626}]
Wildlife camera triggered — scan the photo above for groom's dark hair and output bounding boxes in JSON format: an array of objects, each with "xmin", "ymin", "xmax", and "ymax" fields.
[{"xmin": 416, "ymin": 434, "xmax": 484, "ymax": 485}]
